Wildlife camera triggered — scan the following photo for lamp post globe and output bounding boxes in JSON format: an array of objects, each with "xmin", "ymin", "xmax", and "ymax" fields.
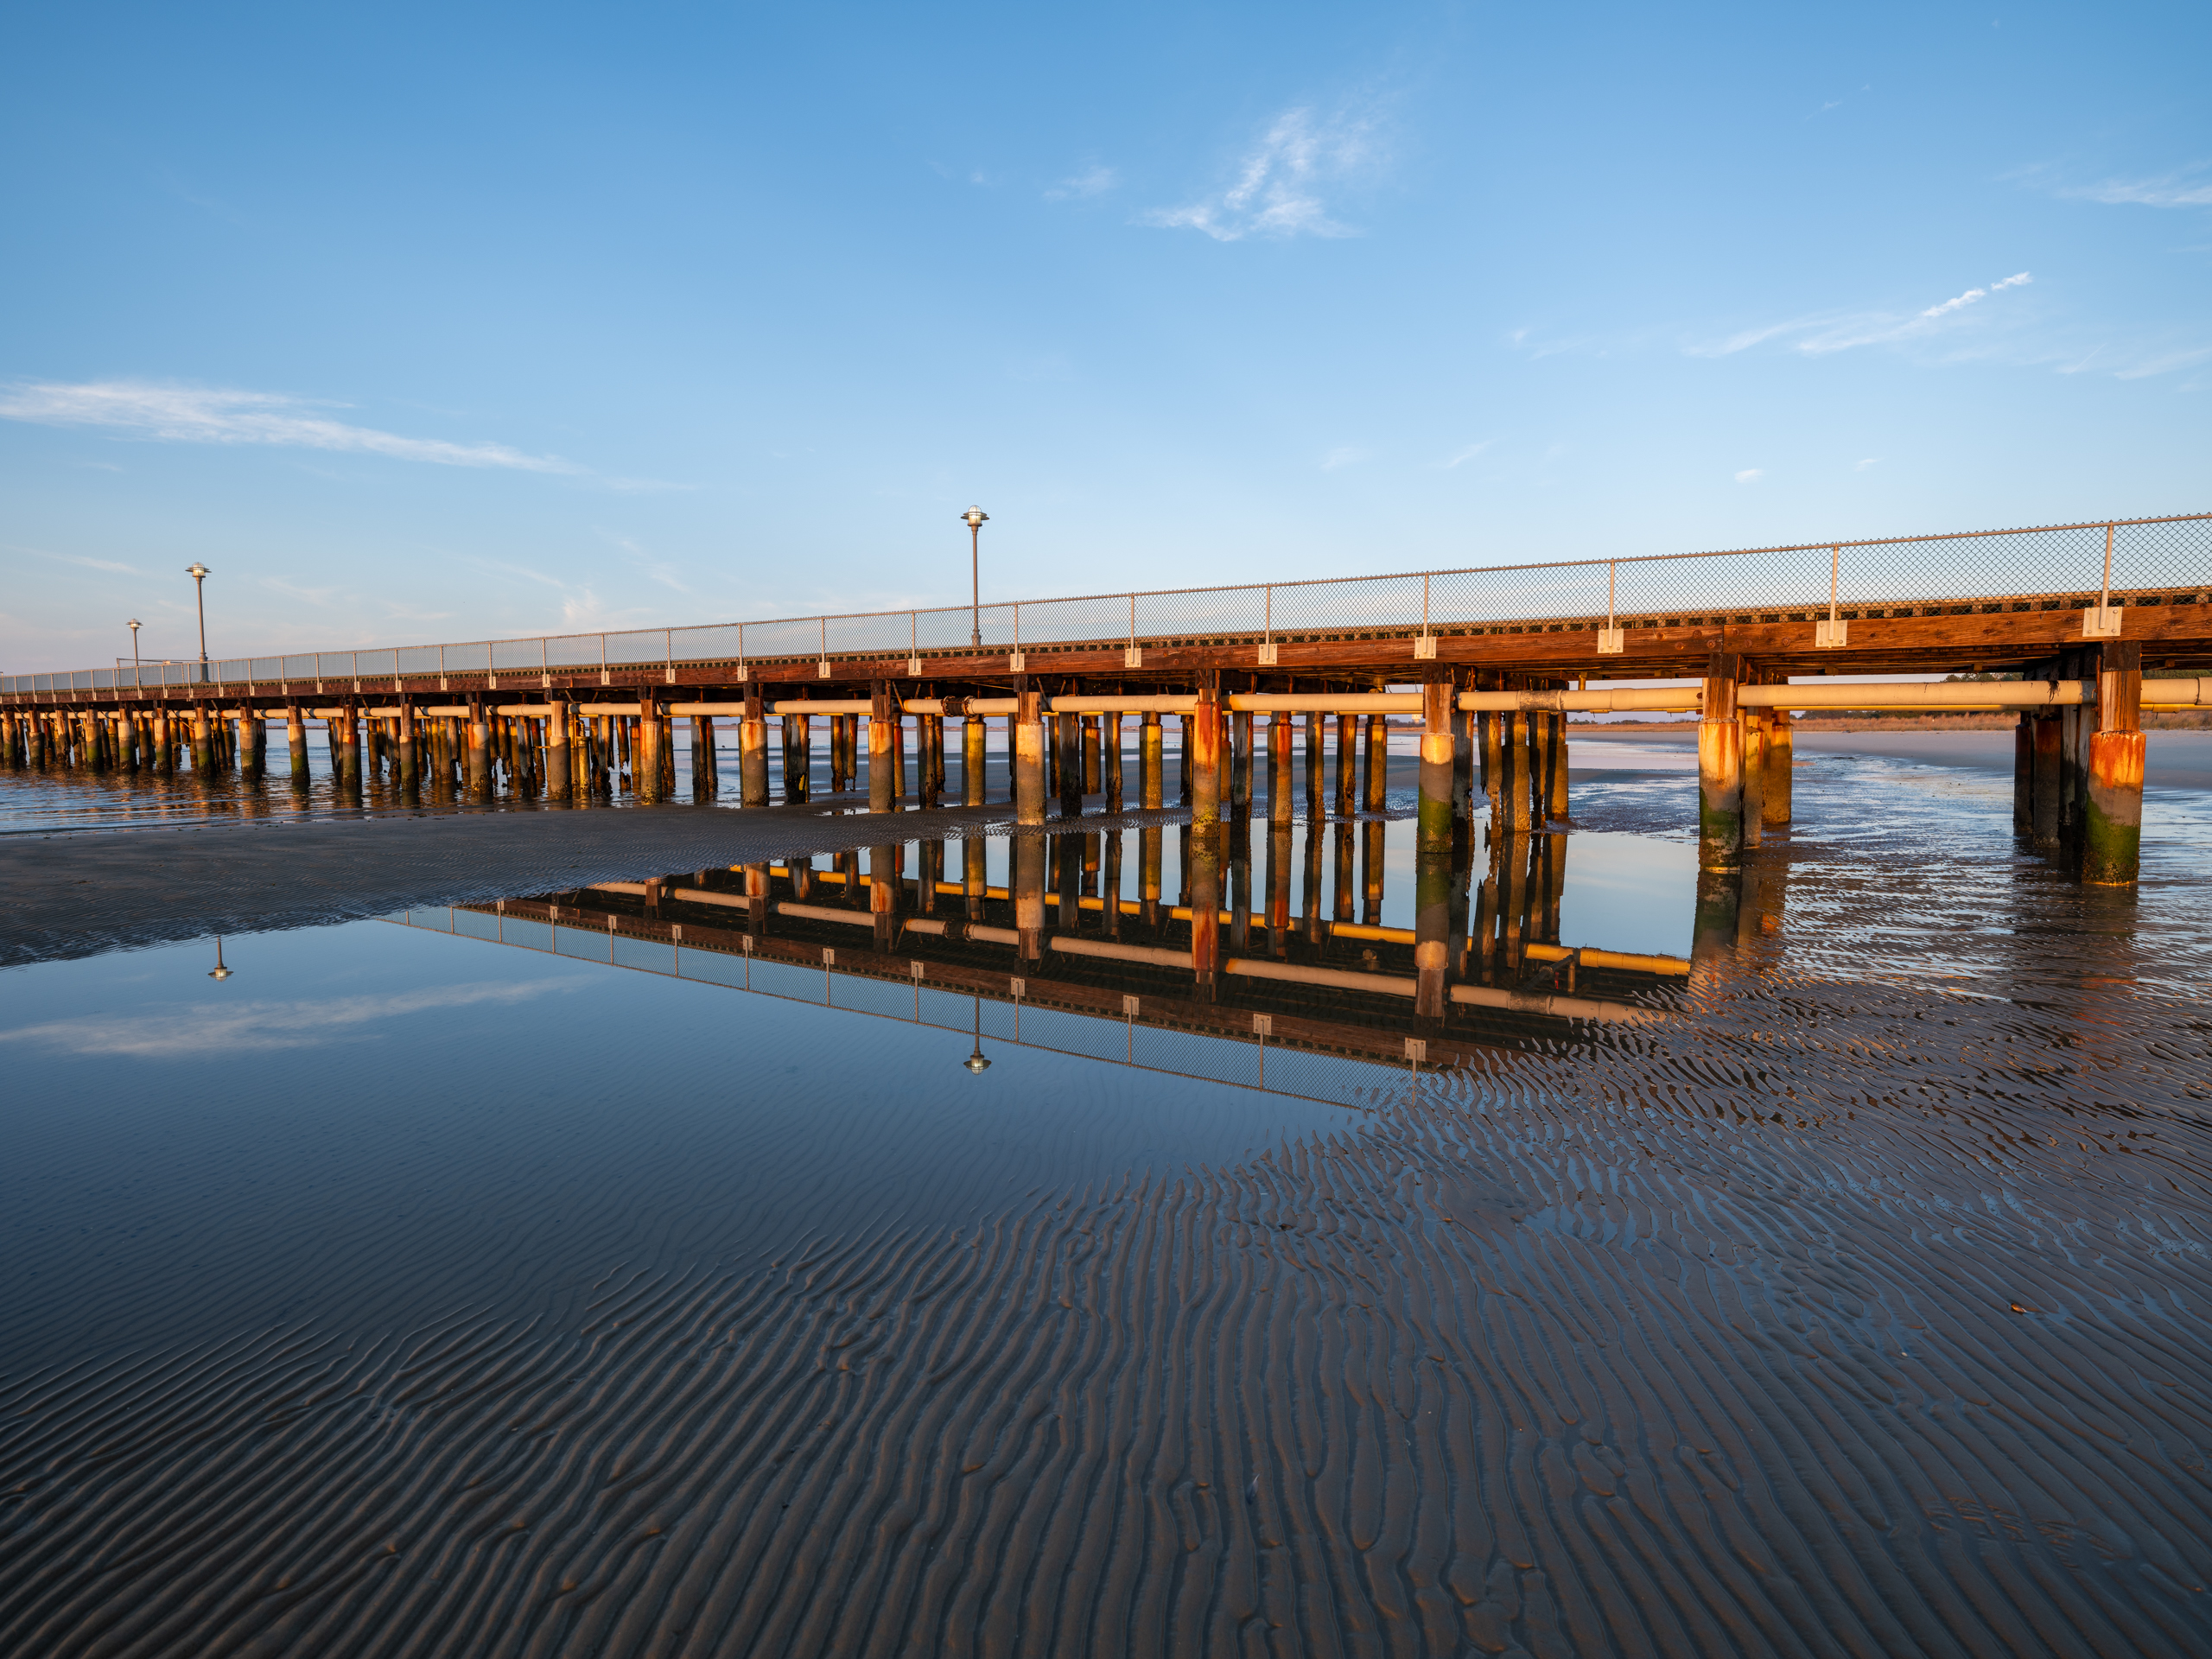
[
  {"xmin": 127, "ymin": 619, "xmax": 143, "ymax": 686},
  {"xmin": 961, "ymin": 507, "xmax": 988, "ymax": 649}
]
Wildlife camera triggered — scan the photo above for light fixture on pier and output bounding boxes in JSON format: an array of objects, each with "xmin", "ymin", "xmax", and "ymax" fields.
[
  {"xmin": 208, "ymin": 936, "xmax": 233, "ymax": 981},
  {"xmin": 962, "ymin": 995, "xmax": 991, "ymax": 1073},
  {"xmin": 186, "ymin": 563, "xmax": 212, "ymax": 683},
  {"xmin": 961, "ymin": 506, "xmax": 988, "ymax": 649},
  {"xmin": 127, "ymin": 619, "xmax": 143, "ymax": 686}
]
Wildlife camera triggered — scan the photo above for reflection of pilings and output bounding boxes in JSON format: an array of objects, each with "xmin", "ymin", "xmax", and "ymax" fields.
[
  {"xmin": 1302, "ymin": 820, "xmax": 1325, "ymax": 946},
  {"xmin": 1104, "ymin": 830, "xmax": 1123, "ymax": 938},
  {"xmin": 919, "ymin": 839, "xmax": 942, "ymax": 915},
  {"xmin": 1537, "ymin": 830, "xmax": 1567, "ymax": 944},
  {"xmin": 963, "ymin": 834, "xmax": 986, "ymax": 919},
  {"xmin": 1414, "ymin": 848, "xmax": 1452, "ymax": 1017},
  {"xmin": 1140, "ymin": 825, "xmax": 1163, "ymax": 927},
  {"xmin": 1190, "ymin": 820, "xmax": 1221, "ymax": 989},
  {"xmin": 1360, "ymin": 820, "xmax": 1385, "ymax": 925},
  {"xmin": 1230, "ymin": 816, "xmax": 1252, "ymax": 951},
  {"xmin": 1691, "ymin": 868, "xmax": 1742, "ymax": 995},
  {"xmin": 871, "ymin": 842, "xmax": 901, "ymax": 949},
  {"xmin": 1332, "ymin": 822, "xmax": 1354, "ymax": 924},
  {"xmin": 1014, "ymin": 832, "xmax": 1046, "ymax": 960},
  {"xmin": 1057, "ymin": 832, "xmax": 1082, "ymax": 931}
]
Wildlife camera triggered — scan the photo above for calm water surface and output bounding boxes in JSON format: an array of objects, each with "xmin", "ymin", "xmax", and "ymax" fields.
[{"xmin": 3, "ymin": 741, "xmax": 2209, "ymax": 1657}]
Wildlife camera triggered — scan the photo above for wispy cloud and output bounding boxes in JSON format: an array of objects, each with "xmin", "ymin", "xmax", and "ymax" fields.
[
  {"xmin": 2061, "ymin": 168, "xmax": 2212, "ymax": 208},
  {"xmin": 1046, "ymin": 165, "xmax": 1118, "ymax": 202},
  {"xmin": 0, "ymin": 380, "xmax": 583, "ymax": 474},
  {"xmin": 1440, "ymin": 439, "xmax": 1494, "ymax": 469},
  {"xmin": 610, "ymin": 534, "xmax": 691, "ymax": 595},
  {"xmin": 1733, "ymin": 468, "xmax": 1764, "ymax": 484},
  {"xmin": 16, "ymin": 548, "xmax": 141, "ymax": 575},
  {"xmin": 0, "ymin": 980, "xmax": 581, "ymax": 1058},
  {"xmin": 1141, "ymin": 106, "xmax": 1379, "ymax": 242},
  {"xmin": 1855, "ymin": 457, "xmax": 1881, "ymax": 470},
  {"xmin": 1686, "ymin": 272, "xmax": 2035, "ymax": 359},
  {"xmin": 1319, "ymin": 445, "xmax": 1368, "ymax": 471}
]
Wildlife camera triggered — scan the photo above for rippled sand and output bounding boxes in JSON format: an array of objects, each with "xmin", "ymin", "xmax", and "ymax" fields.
[{"xmin": 3, "ymin": 745, "xmax": 2209, "ymax": 1656}]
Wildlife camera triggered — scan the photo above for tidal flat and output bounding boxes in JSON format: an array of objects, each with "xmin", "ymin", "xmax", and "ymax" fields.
[{"xmin": 3, "ymin": 734, "xmax": 2209, "ymax": 1657}]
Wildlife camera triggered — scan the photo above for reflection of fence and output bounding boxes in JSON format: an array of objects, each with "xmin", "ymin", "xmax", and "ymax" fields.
[
  {"xmin": 385, "ymin": 906, "xmax": 1415, "ymax": 1112},
  {"xmin": 13, "ymin": 511, "xmax": 2207, "ymax": 696}
]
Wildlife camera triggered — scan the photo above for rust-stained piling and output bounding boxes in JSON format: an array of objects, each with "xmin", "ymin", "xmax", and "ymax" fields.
[
  {"xmin": 2083, "ymin": 642, "xmax": 2145, "ymax": 886},
  {"xmin": 1014, "ymin": 686, "xmax": 1046, "ymax": 825},
  {"xmin": 963, "ymin": 709, "xmax": 987, "ymax": 807},
  {"xmin": 871, "ymin": 842, "xmax": 901, "ymax": 948},
  {"xmin": 1014, "ymin": 831, "xmax": 1046, "ymax": 960},
  {"xmin": 1697, "ymin": 653, "xmax": 1743, "ymax": 868},
  {"xmin": 1335, "ymin": 713, "xmax": 1356, "ymax": 818},
  {"xmin": 1306, "ymin": 711, "xmax": 1325, "ymax": 814},
  {"xmin": 1764, "ymin": 707, "xmax": 1793, "ymax": 824},
  {"xmin": 1190, "ymin": 688, "xmax": 1223, "ymax": 827},
  {"xmin": 2031, "ymin": 713, "xmax": 2062, "ymax": 846},
  {"xmin": 869, "ymin": 684, "xmax": 897, "ymax": 813},
  {"xmin": 1141, "ymin": 711, "xmax": 1163, "ymax": 809},
  {"xmin": 1230, "ymin": 709, "xmax": 1253, "ymax": 814},
  {"xmin": 1083, "ymin": 715, "xmax": 1102, "ymax": 796},
  {"xmin": 921, "ymin": 712, "xmax": 944, "ymax": 808},
  {"xmin": 1058, "ymin": 711, "xmax": 1084, "ymax": 817},
  {"xmin": 1190, "ymin": 820, "xmax": 1221, "ymax": 991},
  {"xmin": 741, "ymin": 690, "xmax": 768, "ymax": 806},
  {"xmin": 1363, "ymin": 711, "xmax": 1389, "ymax": 812},
  {"xmin": 1268, "ymin": 710, "xmax": 1293, "ymax": 823}
]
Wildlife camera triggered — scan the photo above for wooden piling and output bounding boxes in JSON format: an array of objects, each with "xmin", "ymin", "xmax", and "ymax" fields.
[
  {"xmin": 1104, "ymin": 713, "xmax": 1122, "ymax": 810},
  {"xmin": 2031, "ymin": 714, "xmax": 2062, "ymax": 844},
  {"xmin": 1363, "ymin": 712, "xmax": 1388, "ymax": 812},
  {"xmin": 191, "ymin": 703, "xmax": 213, "ymax": 774},
  {"xmin": 1178, "ymin": 715, "xmax": 1192, "ymax": 805},
  {"xmin": 1141, "ymin": 712, "xmax": 1163, "ymax": 809},
  {"xmin": 869, "ymin": 684, "xmax": 897, "ymax": 813},
  {"xmin": 1697, "ymin": 653, "xmax": 1743, "ymax": 868},
  {"xmin": 1417, "ymin": 680, "xmax": 1455, "ymax": 853},
  {"xmin": 287, "ymin": 702, "xmax": 309, "ymax": 788},
  {"xmin": 1083, "ymin": 715, "xmax": 1102, "ymax": 795},
  {"xmin": 2083, "ymin": 642, "xmax": 2145, "ymax": 886},
  {"xmin": 740, "ymin": 690, "xmax": 768, "ymax": 806},
  {"xmin": 1306, "ymin": 711, "xmax": 1325, "ymax": 815},
  {"xmin": 1764, "ymin": 708, "xmax": 1793, "ymax": 824},
  {"xmin": 963, "ymin": 711, "xmax": 988, "ymax": 807},
  {"xmin": 922, "ymin": 712, "xmax": 944, "ymax": 808},
  {"xmin": 1190, "ymin": 689, "xmax": 1223, "ymax": 826},
  {"xmin": 1230, "ymin": 710, "xmax": 1254, "ymax": 813},
  {"xmin": 1334, "ymin": 713, "xmax": 1356, "ymax": 818},
  {"xmin": 1014, "ymin": 686, "xmax": 1046, "ymax": 825},
  {"xmin": 2012, "ymin": 715, "xmax": 2032, "ymax": 834},
  {"xmin": 1058, "ymin": 711, "xmax": 1084, "ymax": 817},
  {"xmin": 466, "ymin": 699, "xmax": 491, "ymax": 798}
]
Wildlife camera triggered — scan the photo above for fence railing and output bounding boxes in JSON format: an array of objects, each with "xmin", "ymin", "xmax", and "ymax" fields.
[{"xmin": 7, "ymin": 512, "xmax": 2207, "ymax": 696}]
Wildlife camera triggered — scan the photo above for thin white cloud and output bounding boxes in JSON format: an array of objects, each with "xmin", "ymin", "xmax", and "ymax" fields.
[
  {"xmin": 1686, "ymin": 272, "xmax": 2035, "ymax": 359},
  {"xmin": 1319, "ymin": 445, "xmax": 1368, "ymax": 471},
  {"xmin": 17, "ymin": 549, "xmax": 141, "ymax": 575},
  {"xmin": 1855, "ymin": 457, "xmax": 1880, "ymax": 470},
  {"xmin": 1440, "ymin": 439, "xmax": 1494, "ymax": 469},
  {"xmin": 1733, "ymin": 468, "xmax": 1764, "ymax": 484},
  {"xmin": 2063, "ymin": 171, "xmax": 2212, "ymax": 208},
  {"xmin": 0, "ymin": 980, "xmax": 581, "ymax": 1058},
  {"xmin": 0, "ymin": 380, "xmax": 583, "ymax": 474},
  {"xmin": 1046, "ymin": 165, "xmax": 1118, "ymax": 202},
  {"xmin": 1140, "ymin": 106, "xmax": 1378, "ymax": 242}
]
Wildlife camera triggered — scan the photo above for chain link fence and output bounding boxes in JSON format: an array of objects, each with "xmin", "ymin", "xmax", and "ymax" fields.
[{"xmin": 11, "ymin": 512, "xmax": 2205, "ymax": 696}]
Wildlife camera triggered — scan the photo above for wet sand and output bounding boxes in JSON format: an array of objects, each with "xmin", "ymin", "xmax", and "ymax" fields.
[{"xmin": 3, "ymin": 743, "xmax": 2211, "ymax": 1656}]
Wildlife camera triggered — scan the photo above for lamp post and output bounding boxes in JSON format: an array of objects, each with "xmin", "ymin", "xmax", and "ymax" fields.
[
  {"xmin": 127, "ymin": 619, "xmax": 143, "ymax": 687},
  {"xmin": 208, "ymin": 936, "xmax": 233, "ymax": 981},
  {"xmin": 962, "ymin": 506, "xmax": 988, "ymax": 649},
  {"xmin": 186, "ymin": 563, "xmax": 211, "ymax": 683},
  {"xmin": 962, "ymin": 995, "xmax": 991, "ymax": 1073}
]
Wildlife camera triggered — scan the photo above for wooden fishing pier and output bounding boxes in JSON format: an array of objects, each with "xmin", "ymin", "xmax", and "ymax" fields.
[{"xmin": 5, "ymin": 512, "xmax": 2209, "ymax": 913}]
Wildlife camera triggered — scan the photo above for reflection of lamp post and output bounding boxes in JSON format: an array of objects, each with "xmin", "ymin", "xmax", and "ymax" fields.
[
  {"xmin": 208, "ymin": 936, "xmax": 233, "ymax": 980},
  {"xmin": 961, "ymin": 506, "xmax": 988, "ymax": 649},
  {"xmin": 127, "ymin": 619, "xmax": 143, "ymax": 687},
  {"xmin": 962, "ymin": 995, "xmax": 991, "ymax": 1073},
  {"xmin": 186, "ymin": 563, "xmax": 212, "ymax": 682}
]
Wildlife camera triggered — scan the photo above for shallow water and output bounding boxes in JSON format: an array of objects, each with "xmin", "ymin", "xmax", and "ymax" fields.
[{"xmin": 3, "ymin": 748, "xmax": 2210, "ymax": 1657}]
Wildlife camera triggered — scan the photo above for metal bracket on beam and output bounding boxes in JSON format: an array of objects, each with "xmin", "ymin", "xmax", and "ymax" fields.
[
  {"xmin": 906, "ymin": 656, "xmax": 923, "ymax": 675},
  {"xmin": 1008, "ymin": 652, "xmax": 1026, "ymax": 671},
  {"xmin": 817, "ymin": 660, "xmax": 832, "ymax": 678},
  {"xmin": 1815, "ymin": 619, "xmax": 1848, "ymax": 648},
  {"xmin": 2082, "ymin": 607, "xmax": 2122, "ymax": 639},
  {"xmin": 1597, "ymin": 626, "xmax": 1624, "ymax": 655},
  {"xmin": 1123, "ymin": 647, "xmax": 1142, "ymax": 668},
  {"xmin": 1413, "ymin": 634, "xmax": 1437, "ymax": 660},
  {"xmin": 1256, "ymin": 642, "xmax": 1279, "ymax": 666}
]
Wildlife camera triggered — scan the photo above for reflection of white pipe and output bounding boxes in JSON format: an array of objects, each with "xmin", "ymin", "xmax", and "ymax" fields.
[
  {"xmin": 1051, "ymin": 938, "xmax": 1194, "ymax": 967},
  {"xmin": 1225, "ymin": 958, "xmax": 1416, "ymax": 996},
  {"xmin": 776, "ymin": 902, "xmax": 876, "ymax": 927},
  {"xmin": 1449, "ymin": 983, "xmax": 1667, "ymax": 1024}
]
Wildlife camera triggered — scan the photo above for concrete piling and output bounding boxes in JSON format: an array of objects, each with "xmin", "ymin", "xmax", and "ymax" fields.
[
  {"xmin": 467, "ymin": 700, "xmax": 492, "ymax": 798},
  {"xmin": 963, "ymin": 710, "xmax": 988, "ymax": 807},
  {"xmin": 869, "ymin": 684, "xmax": 897, "ymax": 813},
  {"xmin": 1014, "ymin": 687, "xmax": 1046, "ymax": 825},
  {"xmin": 2083, "ymin": 642, "xmax": 2145, "ymax": 886},
  {"xmin": 1697, "ymin": 653, "xmax": 1744, "ymax": 868},
  {"xmin": 1417, "ymin": 681, "xmax": 1455, "ymax": 853},
  {"xmin": 1335, "ymin": 714, "xmax": 1355, "ymax": 818},
  {"xmin": 1269, "ymin": 710, "xmax": 1292, "ymax": 823},
  {"xmin": 1141, "ymin": 712, "xmax": 1163, "ymax": 809},
  {"xmin": 1363, "ymin": 712, "xmax": 1388, "ymax": 812},
  {"xmin": 288, "ymin": 703, "xmax": 309, "ymax": 787},
  {"xmin": 741, "ymin": 691, "xmax": 768, "ymax": 806}
]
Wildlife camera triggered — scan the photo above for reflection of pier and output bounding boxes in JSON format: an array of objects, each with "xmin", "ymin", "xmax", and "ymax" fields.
[
  {"xmin": 403, "ymin": 820, "xmax": 1699, "ymax": 1099},
  {"xmin": 5, "ymin": 512, "xmax": 2209, "ymax": 887}
]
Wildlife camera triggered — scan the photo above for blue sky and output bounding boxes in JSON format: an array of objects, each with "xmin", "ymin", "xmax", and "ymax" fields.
[{"xmin": 2, "ymin": 1, "xmax": 2206, "ymax": 671}]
